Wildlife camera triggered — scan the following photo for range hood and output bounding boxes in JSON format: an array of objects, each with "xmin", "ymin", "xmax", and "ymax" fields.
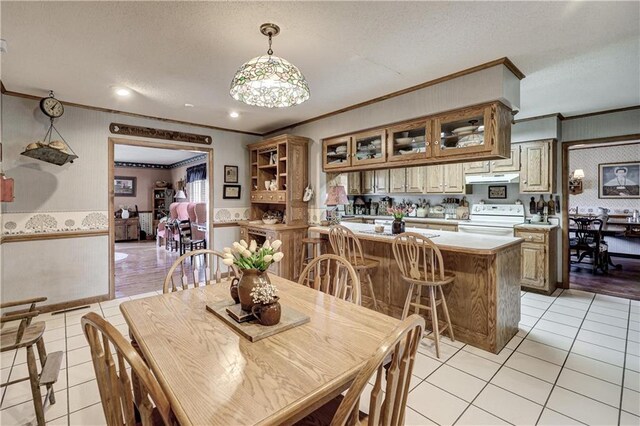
[{"xmin": 465, "ymin": 173, "xmax": 520, "ymax": 184}]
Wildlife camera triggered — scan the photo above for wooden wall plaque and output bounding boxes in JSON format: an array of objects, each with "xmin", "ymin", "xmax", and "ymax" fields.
[{"xmin": 109, "ymin": 123, "xmax": 212, "ymax": 145}]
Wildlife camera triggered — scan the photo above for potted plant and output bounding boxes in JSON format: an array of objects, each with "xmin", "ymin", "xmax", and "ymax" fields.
[
  {"xmin": 222, "ymin": 239, "xmax": 284, "ymax": 311},
  {"xmin": 250, "ymin": 282, "xmax": 281, "ymax": 326},
  {"xmin": 387, "ymin": 205, "xmax": 414, "ymax": 234}
]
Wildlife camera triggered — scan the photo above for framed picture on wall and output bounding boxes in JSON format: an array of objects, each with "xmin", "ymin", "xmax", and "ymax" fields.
[
  {"xmin": 223, "ymin": 184, "xmax": 241, "ymax": 199},
  {"xmin": 488, "ymin": 185, "xmax": 507, "ymax": 199},
  {"xmin": 114, "ymin": 176, "xmax": 136, "ymax": 197},
  {"xmin": 599, "ymin": 161, "xmax": 640, "ymax": 199},
  {"xmin": 224, "ymin": 165, "xmax": 238, "ymax": 183}
]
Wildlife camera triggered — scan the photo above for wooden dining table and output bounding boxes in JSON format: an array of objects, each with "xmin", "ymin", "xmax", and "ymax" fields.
[{"xmin": 120, "ymin": 275, "xmax": 400, "ymax": 426}]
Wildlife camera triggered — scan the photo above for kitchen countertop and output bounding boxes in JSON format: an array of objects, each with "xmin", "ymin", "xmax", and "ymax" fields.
[
  {"xmin": 237, "ymin": 221, "xmax": 309, "ymax": 230},
  {"xmin": 309, "ymin": 222, "xmax": 522, "ymax": 255},
  {"xmin": 341, "ymin": 215, "xmax": 468, "ymax": 225},
  {"xmin": 515, "ymin": 223, "xmax": 559, "ymax": 230}
]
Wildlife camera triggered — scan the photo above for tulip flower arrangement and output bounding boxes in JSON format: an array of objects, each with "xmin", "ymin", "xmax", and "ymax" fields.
[
  {"xmin": 222, "ymin": 239, "xmax": 284, "ymax": 272},
  {"xmin": 387, "ymin": 205, "xmax": 414, "ymax": 221}
]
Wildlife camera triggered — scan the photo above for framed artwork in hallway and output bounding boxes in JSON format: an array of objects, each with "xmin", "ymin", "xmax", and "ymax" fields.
[{"xmin": 114, "ymin": 176, "xmax": 136, "ymax": 197}]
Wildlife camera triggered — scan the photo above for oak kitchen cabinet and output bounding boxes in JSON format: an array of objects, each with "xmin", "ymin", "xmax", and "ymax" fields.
[
  {"xmin": 520, "ymin": 140, "xmax": 556, "ymax": 193},
  {"xmin": 386, "ymin": 119, "xmax": 431, "ymax": 163},
  {"xmin": 431, "ymin": 102, "xmax": 512, "ymax": 162},
  {"xmin": 515, "ymin": 227, "xmax": 557, "ymax": 294},
  {"xmin": 362, "ymin": 170, "xmax": 389, "ymax": 194},
  {"xmin": 389, "ymin": 167, "xmax": 426, "ymax": 193},
  {"xmin": 321, "ymin": 101, "xmax": 513, "ymax": 173},
  {"xmin": 425, "ymin": 163, "xmax": 466, "ymax": 194},
  {"xmin": 463, "ymin": 145, "xmax": 521, "ymax": 174},
  {"xmin": 347, "ymin": 172, "xmax": 361, "ymax": 195}
]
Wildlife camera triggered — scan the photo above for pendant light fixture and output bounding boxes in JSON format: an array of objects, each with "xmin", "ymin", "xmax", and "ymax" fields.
[{"xmin": 230, "ymin": 23, "xmax": 310, "ymax": 108}]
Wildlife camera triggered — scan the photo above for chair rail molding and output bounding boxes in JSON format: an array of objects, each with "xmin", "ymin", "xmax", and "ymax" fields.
[{"xmin": 2, "ymin": 210, "xmax": 108, "ymax": 237}]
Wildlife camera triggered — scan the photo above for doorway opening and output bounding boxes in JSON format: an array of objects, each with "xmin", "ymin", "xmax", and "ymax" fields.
[
  {"xmin": 563, "ymin": 138, "xmax": 640, "ymax": 300},
  {"xmin": 108, "ymin": 138, "xmax": 213, "ymax": 299}
]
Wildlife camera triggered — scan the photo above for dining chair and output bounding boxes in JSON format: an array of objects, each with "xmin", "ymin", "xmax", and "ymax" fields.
[
  {"xmin": 177, "ymin": 219, "xmax": 206, "ymax": 256},
  {"xmin": 569, "ymin": 217, "xmax": 604, "ymax": 274},
  {"xmin": 296, "ymin": 314, "xmax": 425, "ymax": 426},
  {"xmin": 328, "ymin": 225, "xmax": 379, "ymax": 310},
  {"xmin": 163, "ymin": 248, "xmax": 239, "ymax": 293},
  {"xmin": 82, "ymin": 312, "xmax": 176, "ymax": 426},
  {"xmin": 392, "ymin": 232, "xmax": 455, "ymax": 359},
  {"xmin": 0, "ymin": 297, "xmax": 64, "ymax": 426},
  {"xmin": 298, "ymin": 254, "xmax": 361, "ymax": 304}
]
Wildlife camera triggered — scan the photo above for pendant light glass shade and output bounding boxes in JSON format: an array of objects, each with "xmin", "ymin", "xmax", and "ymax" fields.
[{"xmin": 229, "ymin": 23, "xmax": 310, "ymax": 108}]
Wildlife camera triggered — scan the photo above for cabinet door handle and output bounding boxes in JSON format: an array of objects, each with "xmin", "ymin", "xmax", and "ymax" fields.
[
  {"xmin": 529, "ymin": 236, "xmax": 533, "ymax": 240},
  {"xmin": 425, "ymin": 142, "xmax": 430, "ymax": 146},
  {"xmin": 523, "ymin": 180, "xmax": 527, "ymax": 184}
]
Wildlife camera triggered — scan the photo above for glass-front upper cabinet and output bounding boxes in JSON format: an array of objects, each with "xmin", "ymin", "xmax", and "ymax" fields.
[
  {"xmin": 386, "ymin": 120, "xmax": 431, "ymax": 162},
  {"xmin": 432, "ymin": 105, "xmax": 491, "ymax": 159},
  {"xmin": 323, "ymin": 136, "xmax": 352, "ymax": 170},
  {"xmin": 351, "ymin": 129, "xmax": 386, "ymax": 166}
]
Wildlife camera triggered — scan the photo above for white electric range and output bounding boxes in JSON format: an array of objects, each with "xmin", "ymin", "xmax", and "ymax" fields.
[{"xmin": 457, "ymin": 204, "xmax": 525, "ymax": 237}]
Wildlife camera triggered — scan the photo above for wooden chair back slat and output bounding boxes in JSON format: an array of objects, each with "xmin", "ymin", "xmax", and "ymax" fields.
[
  {"xmin": 328, "ymin": 225, "xmax": 366, "ymax": 266},
  {"xmin": 164, "ymin": 249, "xmax": 239, "ymax": 293},
  {"xmin": 392, "ymin": 232, "xmax": 446, "ymax": 284},
  {"xmin": 82, "ymin": 312, "xmax": 175, "ymax": 426},
  {"xmin": 298, "ymin": 254, "xmax": 361, "ymax": 305},
  {"xmin": 331, "ymin": 315, "xmax": 425, "ymax": 426}
]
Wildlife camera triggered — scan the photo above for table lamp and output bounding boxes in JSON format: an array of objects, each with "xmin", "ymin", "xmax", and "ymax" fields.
[{"xmin": 325, "ymin": 185, "xmax": 349, "ymax": 224}]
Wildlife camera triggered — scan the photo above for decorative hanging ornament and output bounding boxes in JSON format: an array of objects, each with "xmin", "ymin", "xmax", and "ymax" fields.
[
  {"xmin": 230, "ymin": 23, "xmax": 310, "ymax": 108},
  {"xmin": 21, "ymin": 91, "xmax": 78, "ymax": 166}
]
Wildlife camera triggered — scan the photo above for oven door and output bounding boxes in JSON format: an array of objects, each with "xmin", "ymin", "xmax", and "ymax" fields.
[{"xmin": 458, "ymin": 224, "xmax": 514, "ymax": 237}]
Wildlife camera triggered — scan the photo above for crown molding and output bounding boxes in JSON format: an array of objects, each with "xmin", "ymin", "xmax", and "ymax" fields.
[{"xmin": 562, "ymin": 105, "xmax": 640, "ymax": 121}]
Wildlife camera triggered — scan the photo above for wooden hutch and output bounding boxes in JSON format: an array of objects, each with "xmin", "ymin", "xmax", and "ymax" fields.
[{"xmin": 240, "ymin": 134, "xmax": 310, "ymax": 281}]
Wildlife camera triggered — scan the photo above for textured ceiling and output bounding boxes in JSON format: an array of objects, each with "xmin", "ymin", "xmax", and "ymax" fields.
[
  {"xmin": 114, "ymin": 145, "xmax": 203, "ymax": 165},
  {"xmin": 2, "ymin": 2, "xmax": 639, "ymax": 134}
]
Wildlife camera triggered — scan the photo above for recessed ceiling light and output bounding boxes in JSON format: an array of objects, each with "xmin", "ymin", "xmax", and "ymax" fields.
[
  {"xmin": 229, "ymin": 111, "xmax": 240, "ymax": 118},
  {"xmin": 184, "ymin": 103, "xmax": 194, "ymax": 108},
  {"xmin": 115, "ymin": 87, "xmax": 131, "ymax": 97}
]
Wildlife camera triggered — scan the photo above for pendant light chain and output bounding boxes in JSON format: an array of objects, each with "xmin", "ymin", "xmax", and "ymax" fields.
[{"xmin": 267, "ymin": 32, "xmax": 273, "ymax": 56}]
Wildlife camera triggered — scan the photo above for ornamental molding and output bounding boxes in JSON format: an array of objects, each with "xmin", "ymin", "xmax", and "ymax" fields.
[
  {"xmin": 114, "ymin": 154, "xmax": 207, "ymax": 170},
  {"xmin": 110, "ymin": 123, "xmax": 212, "ymax": 145}
]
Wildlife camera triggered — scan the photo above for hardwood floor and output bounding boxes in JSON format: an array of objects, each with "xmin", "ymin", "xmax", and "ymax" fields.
[
  {"xmin": 114, "ymin": 240, "xmax": 180, "ymax": 297},
  {"xmin": 570, "ymin": 256, "xmax": 640, "ymax": 300}
]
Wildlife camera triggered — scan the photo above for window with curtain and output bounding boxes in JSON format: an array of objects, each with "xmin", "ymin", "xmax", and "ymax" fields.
[{"xmin": 186, "ymin": 163, "xmax": 208, "ymax": 203}]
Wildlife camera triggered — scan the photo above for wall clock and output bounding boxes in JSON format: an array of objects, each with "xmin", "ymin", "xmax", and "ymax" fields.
[{"xmin": 39, "ymin": 92, "xmax": 65, "ymax": 118}]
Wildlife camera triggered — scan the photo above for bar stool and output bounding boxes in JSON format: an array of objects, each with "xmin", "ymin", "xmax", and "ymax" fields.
[
  {"xmin": 328, "ymin": 225, "xmax": 379, "ymax": 311},
  {"xmin": 392, "ymin": 232, "xmax": 455, "ymax": 358},
  {"xmin": 298, "ymin": 237, "xmax": 327, "ymax": 281}
]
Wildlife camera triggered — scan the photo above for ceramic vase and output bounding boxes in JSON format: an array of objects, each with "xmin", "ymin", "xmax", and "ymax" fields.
[
  {"xmin": 251, "ymin": 297, "xmax": 281, "ymax": 326},
  {"xmin": 237, "ymin": 269, "xmax": 271, "ymax": 312},
  {"xmin": 121, "ymin": 209, "xmax": 130, "ymax": 219},
  {"xmin": 392, "ymin": 219, "xmax": 405, "ymax": 235},
  {"xmin": 230, "ymin": 278, "xmax": 240, "ymax": 304}
]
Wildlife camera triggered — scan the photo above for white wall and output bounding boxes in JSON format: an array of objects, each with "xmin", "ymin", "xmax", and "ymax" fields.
[
  {"xmin": 1, "ymin": 94, "xmax": 259, "ymax": 305},
  {"xmin": 562, "ymin": 109, "xmax": 640, "ymax": 142}
]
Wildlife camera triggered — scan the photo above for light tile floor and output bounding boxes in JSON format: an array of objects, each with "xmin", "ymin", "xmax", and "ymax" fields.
[{"xmin": 1, "ymin": 289, "xmax": 639, "ymax": 425}]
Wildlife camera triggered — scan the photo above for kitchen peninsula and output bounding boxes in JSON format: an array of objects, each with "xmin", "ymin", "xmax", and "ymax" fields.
[{"xmin": 309, "ymin": 222, "xmax": 523, "ymax": 353}]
